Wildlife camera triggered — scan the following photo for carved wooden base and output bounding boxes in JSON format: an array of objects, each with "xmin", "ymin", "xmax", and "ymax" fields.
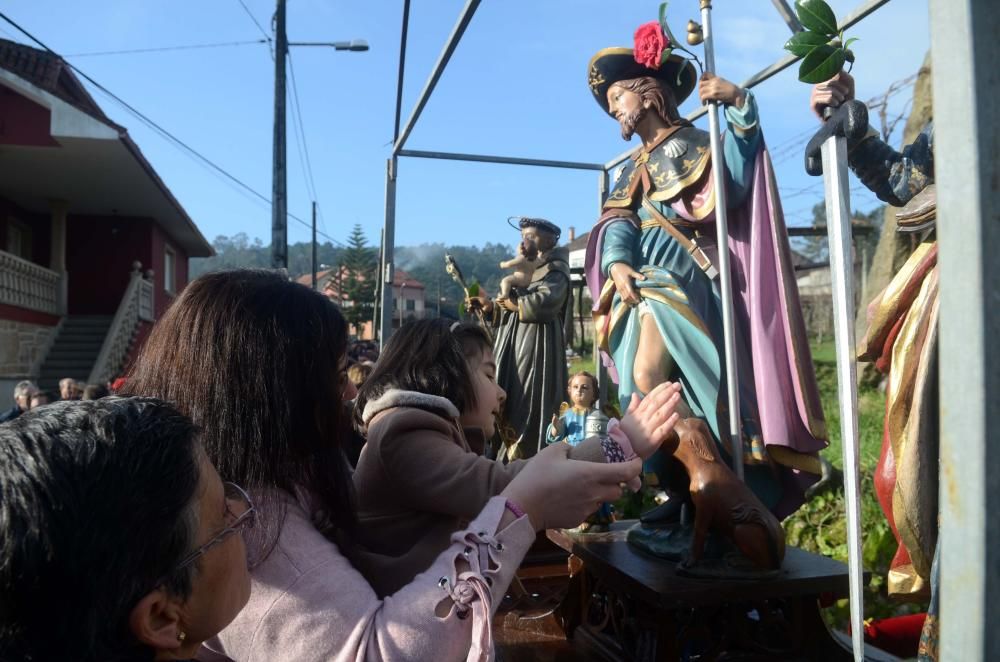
[{"xmin": 546, "ymin": 525, "xmax": 890, "ymax": 662}]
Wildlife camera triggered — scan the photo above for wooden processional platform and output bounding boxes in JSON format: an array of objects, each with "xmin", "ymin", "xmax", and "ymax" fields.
[{"xmin": 495, "ymin": 522, "xmax": 898, "ymax": 661}]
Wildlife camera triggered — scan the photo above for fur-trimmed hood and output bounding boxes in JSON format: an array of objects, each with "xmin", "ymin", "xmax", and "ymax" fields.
[{"xmin": 361, "ymin": 389, "xmax": 460, "ymax": 426}]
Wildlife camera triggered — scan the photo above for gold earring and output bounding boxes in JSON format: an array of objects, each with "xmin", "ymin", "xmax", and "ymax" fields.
[{"xmin": 177, "ymin": 631, "xmax": 187, "ymax": 643}]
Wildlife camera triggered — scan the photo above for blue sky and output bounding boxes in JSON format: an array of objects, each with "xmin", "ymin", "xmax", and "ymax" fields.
[{"xmin": 1, "ymin": 0, "xmax": 929, "ymax": 251}]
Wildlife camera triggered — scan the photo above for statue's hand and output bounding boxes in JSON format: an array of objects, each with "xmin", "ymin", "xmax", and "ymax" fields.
[
  {"xmin": 496, "ymin": 294, "xmax": 519, "ymax": 313},
  {"xmin": 699, "ymin": 72, "xmax": 745, "ymax": 109},
  {"xmin": 609, "ymin": 262, "xmax": 645, "ymax": 306},
  {"xmin": 466, "ymin": 295, "xmax": 494, "ymax": 315},
  {"xmin": 810, "ymin": 71, "xmax": 855, "ymax": 120},
  {"xmin": 550, "ymin": 414, "xmax": 565, "ymax": 436},
  {"xmin": 619, "ymin": 382, "xmax": 683, "ymax": 460}
]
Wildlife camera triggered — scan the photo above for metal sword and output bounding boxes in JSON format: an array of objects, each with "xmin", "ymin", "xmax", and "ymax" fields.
[
  {"xmin": 700, "ymin": 0, "xmax": 744, "ymax": 479},
  {"xmin": 805, "ymin": 99, "xmax": 869, "ymax": 662}
]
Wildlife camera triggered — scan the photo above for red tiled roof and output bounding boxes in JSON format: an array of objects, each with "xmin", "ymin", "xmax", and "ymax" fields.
[
  {"xmin": 0, "ymin": 38, "xmax": 115, "ymax": 128},
  {"xmin": 297, "ymin": 266, "xmax": 425, "ymax": 291}
]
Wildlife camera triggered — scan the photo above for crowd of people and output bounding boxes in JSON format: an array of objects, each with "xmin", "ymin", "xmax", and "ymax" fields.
[
  {"xmin": 0, "ymin": 268, "xmax": 683, "ymax": 662},
  {"xmin": 0, "ymin": 377, "xmax": 110, "ymax": 423}
]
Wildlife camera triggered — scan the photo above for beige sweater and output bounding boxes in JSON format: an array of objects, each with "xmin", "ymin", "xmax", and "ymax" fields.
[{"xmin": 352, "ymin": 390, "xmax": 609, "ymax": 598}]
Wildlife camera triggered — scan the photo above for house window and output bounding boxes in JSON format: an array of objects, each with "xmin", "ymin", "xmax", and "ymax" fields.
[
  {"xmin": 6, "ymin": 218, "xmax": 32, "ymax": 260},
  {"xmin": 406, "ymin": 299, "xmax": 416, "ymax": 312},
  {"xmin": 164, "ymin": 246, "xmax": 176, "ymax": 294}
]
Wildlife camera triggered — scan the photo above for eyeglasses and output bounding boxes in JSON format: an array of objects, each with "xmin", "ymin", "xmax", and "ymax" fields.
[{"xmin": 174, "ymin": 482, "xmax": 256, "ymax": 572}]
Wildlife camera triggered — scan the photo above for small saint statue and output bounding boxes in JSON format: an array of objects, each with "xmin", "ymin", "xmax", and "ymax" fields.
[
  {"xmin": 546, "ymin": 371, "xmax": 600, "ymax": 446},
  {"xmin": 546, "ymin": 371, "xmax": 616, "ymax": 530}
]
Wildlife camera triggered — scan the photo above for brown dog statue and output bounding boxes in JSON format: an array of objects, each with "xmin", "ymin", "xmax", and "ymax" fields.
[{"xmin": 666, "ymin": 418, "xmax": 786, "ymax": 571}]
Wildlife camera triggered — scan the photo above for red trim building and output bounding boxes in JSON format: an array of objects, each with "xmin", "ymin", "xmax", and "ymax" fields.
[{"xmin": 0, "ymin": 39, "xmax": 212, "ymax": 394}]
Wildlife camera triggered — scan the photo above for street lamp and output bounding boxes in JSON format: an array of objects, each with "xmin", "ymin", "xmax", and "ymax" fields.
[
  {"xmin": 288, "ymin": 39, "xmax": 369, "ymax": 51},
  {"xmin": 271, "ymin": 0, "xmax": 368, "ymax": 270}
]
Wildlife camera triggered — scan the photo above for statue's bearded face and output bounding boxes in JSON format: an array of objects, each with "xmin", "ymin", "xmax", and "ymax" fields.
[{"xmin": 607, "ymin": 84, "xmax": 646, "ymax": 141}]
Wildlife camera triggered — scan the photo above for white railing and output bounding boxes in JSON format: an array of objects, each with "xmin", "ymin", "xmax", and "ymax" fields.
[
  {"xmin": 0, "ymin": 249, "xmax": 60, "ymax": 314},
  {"xmin": 89, "ymin": 262, "xmax": 155, "ymax": 384}
]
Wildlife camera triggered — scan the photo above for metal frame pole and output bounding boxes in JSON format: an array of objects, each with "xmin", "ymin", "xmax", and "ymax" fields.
[
  {"xmin": 392, "ymin": 0, "xmax": 481, "ymax": 155},
  {"xmin": 932, "ymin": 0, "xmax": 1000, "ymax": 658},
  {"xmin": 700, "ymin": 0, "xmax": 744, "ymax": 478},
  {"xmin": 596, "ymin": 169, "xmax": 610, "ymax": 408},
  {"xmin": 821, "ymin": 135, "xmax": 865, "ymax": 661},
  {"xmin": 379, "ymin": 157, "xmax": 397, "ymax": 347}
]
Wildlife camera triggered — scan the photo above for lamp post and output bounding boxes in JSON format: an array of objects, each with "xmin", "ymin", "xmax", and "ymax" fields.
[{"xmin": 271, "ymin": 0, "xmax": 368, "ymax": 270}]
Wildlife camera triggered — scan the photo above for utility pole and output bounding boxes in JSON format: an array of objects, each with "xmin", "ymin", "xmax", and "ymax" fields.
[
  {"xmin": 311, "ymin": 201, "xmax": 317, "ymax": 289},
  {"xmin": 270, "ymin": 0, "xmax": 367, "ymax": 271},
  {"xmin": 271, "ymin": 0, "xmax": 288, "ymax": 270}
]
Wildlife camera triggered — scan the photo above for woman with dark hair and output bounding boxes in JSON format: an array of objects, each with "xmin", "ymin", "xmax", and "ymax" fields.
[
  {"xmin": 0, "ymin": 397, "xmax": 252, "ymax": 662},
  {"xmin": 125, "ymin": 269, "xmax": 652, "ymax": 662}
]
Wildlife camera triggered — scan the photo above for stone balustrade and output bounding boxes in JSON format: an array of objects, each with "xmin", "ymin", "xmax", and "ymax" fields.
[{"xmin": 0, "ymin": 250, "xmax": 60, "ymax": 315}]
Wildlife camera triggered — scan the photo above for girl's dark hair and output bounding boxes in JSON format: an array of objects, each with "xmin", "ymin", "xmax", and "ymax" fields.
[
  {"xmin": 123, "ymin": 269, "xmax": 354, "ymax": 558},
  {"xmin": 355, "ymin": 320, "xmax": 492, "ymax": 426},
  {"xmin": 0, "ymin": 397, "xmax": 200, "ymax": 662}
]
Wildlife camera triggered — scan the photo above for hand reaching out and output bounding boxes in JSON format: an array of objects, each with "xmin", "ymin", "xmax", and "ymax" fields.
[
  {"xmin": 618, "ymin": 381, "xmax": 683, "ymax": 460},
  {"xmin": 501, "ymin": 443, "xmax": 643, "ymax": 531}
]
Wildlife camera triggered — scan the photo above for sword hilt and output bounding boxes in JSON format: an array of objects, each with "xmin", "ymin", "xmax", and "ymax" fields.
[{"xmin": 804, "ymin": 100, "xmax": 869, "ymax": 176}]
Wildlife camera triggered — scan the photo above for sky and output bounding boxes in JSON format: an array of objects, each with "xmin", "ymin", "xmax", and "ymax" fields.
[{"xmin": 0, "ymin": 0, "xmax": 930, "ymax": 252}]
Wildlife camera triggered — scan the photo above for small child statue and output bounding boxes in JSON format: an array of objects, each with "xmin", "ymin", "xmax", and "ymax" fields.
[
  {"xmin": 497, "ymin": 236, "xmax": 540, "ymax": 301},
  {"xmin": 547, "ymin": 370, "xmax": 616, "ymax": 530},
  {"xmin": 547, "ymin": 370, "xmax": 599, "ymax": 446}
]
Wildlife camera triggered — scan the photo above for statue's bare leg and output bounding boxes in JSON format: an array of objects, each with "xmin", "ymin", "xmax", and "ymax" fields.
[{"xmin": 632, "ymin": 308, "xmax": 675, "ymax": 396}]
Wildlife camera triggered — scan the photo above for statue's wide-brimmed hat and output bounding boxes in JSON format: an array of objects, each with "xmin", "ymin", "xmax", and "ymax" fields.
[
  {"xmin": 508, "ymin": 216, "xmax": 561, "ymax": 240},
  {"xmin": 588, "ymin": 47, "xmax": 698, "ymax": 115}
]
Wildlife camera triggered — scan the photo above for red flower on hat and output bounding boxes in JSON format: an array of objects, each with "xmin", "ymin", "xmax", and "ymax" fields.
[{"xmin": 633, "ymin": 21, "xmax": 670, "ymax": 70}]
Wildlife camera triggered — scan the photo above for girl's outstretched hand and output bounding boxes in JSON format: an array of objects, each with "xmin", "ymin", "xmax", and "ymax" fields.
[
  {"xmin": 619, "ymin": 381, "xmax": 683, "ymax": 460},
  {"xmin": 501, "ymin": 443, "xmax": 642, "ymax": 531}
]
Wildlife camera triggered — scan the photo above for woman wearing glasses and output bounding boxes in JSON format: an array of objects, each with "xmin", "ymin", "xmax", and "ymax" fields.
[
  {"xmin": 123, "ymin": 270, "xmax": 649, "ymax": 662},
  {"xmin": 0, "ymin": 397, "xmax": 254, "ymax": 661}
]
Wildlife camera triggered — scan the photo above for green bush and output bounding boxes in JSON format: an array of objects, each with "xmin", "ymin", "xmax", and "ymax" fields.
[{"xmin": 784, "ymin": 341, "xmax": 927, "ymax": 629}]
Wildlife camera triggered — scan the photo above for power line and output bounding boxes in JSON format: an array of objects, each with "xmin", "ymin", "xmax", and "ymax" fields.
[
  {"xmin": 236, "ymin": 0, "xmax": 272, "ymax": 42},
  {"xmin": 65, "ymin": 39, "xmax": 267, "ymax": 57},
  {"xmin": 235, "ymin": 0, "xmax": 274, "ymax": 57},
  {"xmin": 0, "ymin": 10, "xmax": 343, "ymax": 247},
  {"xmin": 287, "ymin": 50, "xmax": 319, "ymax": 203}
]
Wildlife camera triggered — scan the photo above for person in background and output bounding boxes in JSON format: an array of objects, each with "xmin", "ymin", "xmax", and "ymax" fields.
[
  {"xmin": 59, "ymin": 377, "xmax": 82, "ymax": 401},
  {"xmin": 0, "ymin": 380, "xmax": 37, "ymax": 423},
  {"xmin": 83, "ymin": 383, "xmax": 111, "ymax": 400},
  {"xmin": 343, "ymin": 362, "xmax": 375, "ymax": 467},
  {"xmin": 347, "ymin": 362, "xmax": 374, "ymax": 392},
  {"xmin": 0, "ymin": 397, "xmax": 252, "ymax": 661},
  {"xmin": 29, "ymin": 390, "xmax": 54, "ymax": 409},
  {"xmin": 124, "ymin": 269, "xmax": 643, "ymax": 662}
]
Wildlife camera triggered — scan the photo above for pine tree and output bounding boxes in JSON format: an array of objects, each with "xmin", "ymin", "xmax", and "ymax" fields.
[{"xmin": 339, "ymin": 224, "xmax": 378, "ymax": 334}]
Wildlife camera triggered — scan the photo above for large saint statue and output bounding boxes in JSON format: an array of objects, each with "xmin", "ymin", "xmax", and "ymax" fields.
[
  {"xmin": 469, "ymin": 218, "xmax": 569, "ymax": 461},
  {"xmin": 584, "ymin": 34, "xmax": 828, "ymax": 521}
]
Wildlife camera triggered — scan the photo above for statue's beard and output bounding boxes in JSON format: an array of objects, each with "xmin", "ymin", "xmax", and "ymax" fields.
[{"xmin": 619, "ymin": 106, "xmax": 646, "ymax": 141}]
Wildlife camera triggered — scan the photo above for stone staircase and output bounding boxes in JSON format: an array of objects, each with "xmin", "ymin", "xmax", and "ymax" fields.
[{"xmin": 37, "ymin": 315, "xmax": 113, "ymax": 392}]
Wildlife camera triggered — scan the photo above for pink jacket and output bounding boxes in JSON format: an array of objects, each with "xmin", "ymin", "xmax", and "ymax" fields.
[{"xmin": 198, "ymin": 490, "xmax": 534, "ymax": 662}]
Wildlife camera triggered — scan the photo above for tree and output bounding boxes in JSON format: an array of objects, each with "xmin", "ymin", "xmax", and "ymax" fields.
[{"xmin": 339, "ymin": 224, "xmax": 378, "ymax": 334}]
